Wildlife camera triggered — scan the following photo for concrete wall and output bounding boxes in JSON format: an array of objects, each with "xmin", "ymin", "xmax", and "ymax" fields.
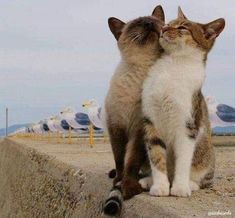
[{"xmin": 0, "ymin": 139, "xmax": 108, "ymax": 218}]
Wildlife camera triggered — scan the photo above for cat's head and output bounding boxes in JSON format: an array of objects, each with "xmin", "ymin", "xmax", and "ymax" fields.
[
  {"xmin": 160, "ymin": 7, "xmax": 225, "ymax": 58},
  {"xmin": 108, "ymin": 5, "xmax": 165, "ymax": 63}
]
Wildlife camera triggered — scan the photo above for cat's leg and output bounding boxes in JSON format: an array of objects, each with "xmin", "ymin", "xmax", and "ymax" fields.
[
  {"xmin": 171, "ymin": 131, "xmax": 196, "ymax": 197},
  {"xmin": 121, "ymin": 129, "xmax": 146, "ymax": 199},
  {"xmin": 107, "ymin": 123, "xmax": 128, "ymax": 185},
  {"xmin": 138, "ymin": 157, "xmax": 152, "ymax": 190},
  {"xmin": 143, "ymin": 119, "xmax": 170, "ymax": 196},
  {"xmin": 191, "ymin": 133, "xmax": 215, "ymax": 190}
]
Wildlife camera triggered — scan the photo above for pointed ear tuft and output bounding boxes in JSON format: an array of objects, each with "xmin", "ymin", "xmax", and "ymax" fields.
[
  {"xmin": 152, "ymin": 5, "xmax": 165, "ymax": 23},
  {"xmin": 178, "ymin": 6, "xmax": 187, "ymax": 19},
  {"xmin": 203, "ymin": 18, "xmax": 225, "ymax": 40},
  {"xmin": 108, "ymin": 17, "xmax": 125, "ymax": 40}
]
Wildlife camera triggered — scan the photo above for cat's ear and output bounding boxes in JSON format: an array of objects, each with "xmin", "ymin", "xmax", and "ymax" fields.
[
  {"xmin": 178, "ymin": 6, "xmax": 187, "ymax": 19},
  {"xmin": 152, "ymin": 5, "xmax": 165, "ymax": 23},
  {"xmin": 108, "ymin": 17, "xmax": 126, "ymax": 40},
  {"xmin": 203, "ymin": 18, "xmax": 225, "ymax": 40}
]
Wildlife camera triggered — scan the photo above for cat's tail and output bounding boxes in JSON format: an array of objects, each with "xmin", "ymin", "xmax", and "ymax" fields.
[
  {"xmin": 108, "ymin": 169, "xmax": 116, "ymax": 179},
  {"xmin": 103, "ymin": 183, "xmax": 123, "ymax": 216}
]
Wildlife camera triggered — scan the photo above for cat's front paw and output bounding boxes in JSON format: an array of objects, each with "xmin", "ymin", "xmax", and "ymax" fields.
[
  {"xmin": 170, "ymin": 182, "xmax": 191, "ymax": 197},
  {"xmin": 122, "ymin": 178, "xmax": 143, "ymax": 200},
  {"xmin": 149, "ymin": 180, "xmax": 170, "ymax": 196},
  {"xmin": 139, "ymin": 176, "xmax": 152, "ymax": 190}
]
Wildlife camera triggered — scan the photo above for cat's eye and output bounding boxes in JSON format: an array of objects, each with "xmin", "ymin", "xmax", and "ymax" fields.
[{"xmin": 178, "ymin": 26, "xmax": 187, "ymax": 30}]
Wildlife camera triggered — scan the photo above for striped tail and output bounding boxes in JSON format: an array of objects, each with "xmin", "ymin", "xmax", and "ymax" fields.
[
  {"xmin": 200, "ymin": 170, "xmax": 214, "ymax": 189},
  {"xmin": 103, "ymin": 184, "xmax": 123, "ymax": 216},
  {"xmin": 108, "ymin": 169, "xmax": 116, "ymax": 179}
]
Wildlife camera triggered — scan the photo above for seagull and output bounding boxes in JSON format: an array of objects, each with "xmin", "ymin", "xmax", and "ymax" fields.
[
  {"xmin": 206, "ymin": 96, "xmax": 235, "ymax": 128},
  {"xmin": 26, "ymin": 126, "xmax": 33, "ymax": 133},
  {"xmin": 39, "ymin": 120, "xmax": 50, "ymax": 132},
  {"xmin": 61, "ymin": 119, "xmax": 72, "ymax": 131},
  {"xmin": 32, "ymin": 123, "xmax": 43, "ymax": 134},
  {"xmin": 59, "ymin": 107, "xmax": 76, "ymax": 131},
  {"xmin": 46, "ymin": 116, "xmax": 59, "ymax": 133},
  {"xmin": 50, "ymin": 116, "xmax": 65, "ymax": 133},
  {"xmin": 82, "ymin": 99, "xmax": 104, "ymax": 129},
  {"xmin": 60, "ymin": 107, "xmax": 90, "ymax": 130},
  {"xmin": 74, "ymin": 112, "xmax": 90, "ymax": 130}
]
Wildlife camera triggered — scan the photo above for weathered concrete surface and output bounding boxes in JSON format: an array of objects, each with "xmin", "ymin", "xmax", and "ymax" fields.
[{"xmin": 0, "ymin": 138, "xmax": 234, "ymax": 218}]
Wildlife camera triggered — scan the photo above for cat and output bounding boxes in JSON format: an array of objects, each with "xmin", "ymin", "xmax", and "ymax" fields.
[
  {"xmin": 103, "ymin": 5, "xmax": 165, "ymax": 215},
  {"xmin": 140, "ymin": 7, "xmax": 225, "ymax": 197}
]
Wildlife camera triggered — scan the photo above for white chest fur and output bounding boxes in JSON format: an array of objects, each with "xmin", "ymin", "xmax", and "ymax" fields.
[{"xmin": 142, "ymin": 52, "xmax": 205, "ymax": 142}]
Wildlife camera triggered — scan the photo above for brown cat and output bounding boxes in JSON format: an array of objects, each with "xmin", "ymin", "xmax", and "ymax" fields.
[
  {"xmin": 140, "ymin": 7, "xmax": 225, "ymax": 197},
  {"xmin": 103, "ymin": 6, "xmax": 165, "ymax": 215}
]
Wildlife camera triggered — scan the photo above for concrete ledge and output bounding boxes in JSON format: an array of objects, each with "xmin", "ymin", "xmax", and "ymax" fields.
[
  {"xmin": 0, "ymin": 138, "xmax": 234, "ymax": 218},
  {"xmin": 0, "ymin": 139, "xmax": 111, "ymax": 218}
]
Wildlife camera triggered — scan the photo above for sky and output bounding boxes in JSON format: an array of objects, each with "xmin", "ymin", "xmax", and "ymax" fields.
[{"xmin": 0, "ymin": 0, "xmax": 234, "ymax": 128}]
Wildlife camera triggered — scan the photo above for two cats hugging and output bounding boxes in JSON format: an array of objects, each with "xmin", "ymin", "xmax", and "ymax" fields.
[{"xmin": 103, "ymin": 5, "xmax": 225, "ymax": 216}]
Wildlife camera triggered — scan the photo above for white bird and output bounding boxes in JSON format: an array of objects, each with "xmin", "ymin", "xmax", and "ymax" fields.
[
  {"xmin": 39, "ymin": 120, "xmax": 50, "ymax": 132},
  {"xmin": 50, "ymin": 115, "xmax": 65, "ymax": 133},
  {"xmin": 46, "ymin": 116, "xmax": 59, "ymax": 133},
  {"xmin": 27, "ymin": 125, "xmax": 34, "ymax": 133},
  {"xmin": 60, "ymin": 107, "xmax": 90, "ymax": 130},
  {"xmin": 82, "ymin": 99, "xmax": 103, "ymax": 129},
  {"xmin": 32, "ymin": 123, "xmax": 43, "ymax": 134},
  {"xmin": 206, "ymin": 96, "xmax": 235, "ymax": 128},
  {"xmin": 59, "ymin": 107, "xmax": 75, "ymax": 131}
]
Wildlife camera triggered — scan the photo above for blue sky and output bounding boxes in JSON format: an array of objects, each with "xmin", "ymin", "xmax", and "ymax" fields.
[{"xmin": 0, "ymin": 0, "xmax": 234, "ymax": 128}]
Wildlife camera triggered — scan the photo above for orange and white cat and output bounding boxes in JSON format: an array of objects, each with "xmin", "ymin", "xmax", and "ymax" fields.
[{"xmin": 141, "ymin": 7, "xmax": 225, "ymax": 197}]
